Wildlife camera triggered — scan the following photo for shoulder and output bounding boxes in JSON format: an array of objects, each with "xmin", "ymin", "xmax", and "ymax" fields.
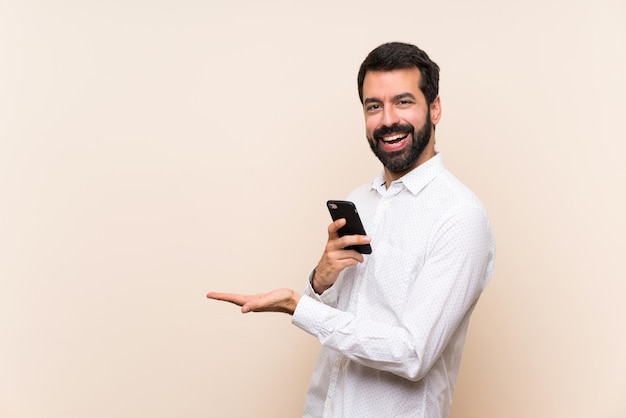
[{"xmin": 430, "ymin": 169, "xmax": 489, "ymax": 217}]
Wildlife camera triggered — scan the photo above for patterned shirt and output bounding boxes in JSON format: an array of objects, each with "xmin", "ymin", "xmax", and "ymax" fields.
[{"xmin": 292, "ymin": 154, "xmax": 496, "ymax": 417}]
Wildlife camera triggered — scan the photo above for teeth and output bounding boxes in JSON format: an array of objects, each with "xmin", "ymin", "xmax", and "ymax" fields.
[{"xmin": 382, "ymin": 133, "xmax": 407, "ymax": 143}]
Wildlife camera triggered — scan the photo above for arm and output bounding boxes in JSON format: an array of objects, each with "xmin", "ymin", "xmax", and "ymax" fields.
[
  {"xmin": 206, "ymin": 218, "xmax": 371, "ymax": 313},
  {"xmin": 293, "ymin": 205, "xmax": 495, "ymax": 381}
]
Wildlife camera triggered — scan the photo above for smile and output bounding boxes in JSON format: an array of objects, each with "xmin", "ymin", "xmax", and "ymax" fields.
[{"xmin": 381, "ymin": 133, "xmax": 409, "ymax": 144}]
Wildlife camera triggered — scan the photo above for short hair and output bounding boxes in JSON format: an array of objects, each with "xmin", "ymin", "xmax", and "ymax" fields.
[{"xmin": 357, "ymin": 42, "xmax": 440, "ymax": 105}]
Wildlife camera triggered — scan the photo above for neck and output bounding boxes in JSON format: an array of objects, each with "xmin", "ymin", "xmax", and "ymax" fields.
[{"xmin": 383, "ymin": 147, "xmax": 436, "ymax": 188}]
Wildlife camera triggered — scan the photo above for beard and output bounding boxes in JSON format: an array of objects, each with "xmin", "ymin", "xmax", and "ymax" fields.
[{"xmin": 367, "ymin": 112, "xmax": 433, "ymax": 173}]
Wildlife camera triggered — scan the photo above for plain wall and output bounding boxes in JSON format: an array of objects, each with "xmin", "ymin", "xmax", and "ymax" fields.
[{"xmin": 1, "ymin": 1, "xmax": 624, "ymax": 417}]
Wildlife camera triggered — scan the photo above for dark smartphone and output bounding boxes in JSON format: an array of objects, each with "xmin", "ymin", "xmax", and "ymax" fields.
[{"xmin": 326, "ymin": 200, "xmax": 372, "ymax": 254}]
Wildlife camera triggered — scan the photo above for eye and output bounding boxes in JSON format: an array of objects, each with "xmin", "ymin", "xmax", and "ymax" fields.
[
  {"xmin": 365, "ymin": 103, "xmax": 381, "ymax": 112},
  {"xmin": 397, "ymin": 99, "xmax": 414, "ymax": 106}
]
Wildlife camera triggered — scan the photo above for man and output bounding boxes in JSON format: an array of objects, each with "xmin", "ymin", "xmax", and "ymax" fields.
[{"xmin": 207, "ymin": 42, "xmax": 495, "ymax": 418}]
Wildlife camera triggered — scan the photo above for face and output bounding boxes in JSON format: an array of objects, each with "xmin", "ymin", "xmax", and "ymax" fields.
[{"xmin": 362, "ymin": 68, "xmax": 441, "ymax": 181}]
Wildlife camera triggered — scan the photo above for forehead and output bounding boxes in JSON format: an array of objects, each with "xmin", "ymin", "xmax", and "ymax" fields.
[{"xmin": 362, "ymin": 68, "xmax": 423, "ymax": 100}]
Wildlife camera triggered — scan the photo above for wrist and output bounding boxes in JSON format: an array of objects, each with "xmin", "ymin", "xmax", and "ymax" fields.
[
  {"xmin": 311, "ymin": 269, "xmax": 330, "ymax": 295},
  {"xmin": 289, "ymin": 290, "xmax": 301, "ymax": 314}
]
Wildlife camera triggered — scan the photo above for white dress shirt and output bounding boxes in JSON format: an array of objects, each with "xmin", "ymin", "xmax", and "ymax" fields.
[{"xmin": 292, "ymin": 154, "xmax": 496, "ymax": 418}]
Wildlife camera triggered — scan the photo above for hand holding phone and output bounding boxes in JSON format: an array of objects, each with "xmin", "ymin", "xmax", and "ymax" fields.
[{"xmin": 326, "ymin": 200, "xmax": 372, "ymax": 254}]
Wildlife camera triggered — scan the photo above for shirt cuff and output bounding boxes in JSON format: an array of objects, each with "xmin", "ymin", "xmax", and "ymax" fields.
[
  {"xmin": 303, "ymin": 269, "xmax": 339, "ymax": 306},
  {"xmin": 292, "ymin": 295, "xmax": 334, "ymax": 339},
  {"xmin": 303, "ymin": 269, "xmax": 322, "ymax": 300}
]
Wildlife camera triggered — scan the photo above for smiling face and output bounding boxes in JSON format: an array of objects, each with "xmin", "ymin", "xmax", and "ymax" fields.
[{"xmin": 362, "ymin": 67, "xmax": 441, "ymax": 184}]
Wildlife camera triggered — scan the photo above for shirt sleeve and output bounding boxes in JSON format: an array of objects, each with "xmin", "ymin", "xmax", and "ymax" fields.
[{"xmin": 292, "ymin": 204, "xmax": 495, "ymax": 381}]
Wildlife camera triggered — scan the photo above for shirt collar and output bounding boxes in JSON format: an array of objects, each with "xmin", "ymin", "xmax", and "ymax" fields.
[{"xmin": 370, "ymin": 153, "xmax": 445, "ymax": 196}]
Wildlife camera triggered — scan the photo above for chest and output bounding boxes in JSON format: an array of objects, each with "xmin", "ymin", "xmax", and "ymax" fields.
[{"xmin": 346, "ymin": 196, "xmax": 442, "ymax": 321}]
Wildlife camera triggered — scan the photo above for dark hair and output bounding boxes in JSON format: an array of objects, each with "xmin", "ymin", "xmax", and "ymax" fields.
[{"xmin": 357, "ymin": 42, "xmax": 440, "ymax": 105}]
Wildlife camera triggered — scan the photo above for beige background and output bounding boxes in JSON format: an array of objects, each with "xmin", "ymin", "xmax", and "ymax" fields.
[{"xmin": 1, "ymin": 0, "xmax": 625, "ymax": 417}]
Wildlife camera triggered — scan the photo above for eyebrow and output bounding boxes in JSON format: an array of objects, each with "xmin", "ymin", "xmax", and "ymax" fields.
[{"xmin": 363, "ymin": 92, "xmax": 417, "ymax": 105}]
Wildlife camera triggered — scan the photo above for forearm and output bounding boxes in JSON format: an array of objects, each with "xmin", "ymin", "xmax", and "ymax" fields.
[
  {"xmin": 293, "ymin": 296, "xmax": 429, "ymax": 381},
  {"xmin": 294, "ymin": 237, "xmax": 493, "ymax": 379}
]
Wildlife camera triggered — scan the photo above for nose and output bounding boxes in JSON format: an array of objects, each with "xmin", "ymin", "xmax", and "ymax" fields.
[{"xmin": 381, "ymin": 106, "xmax": 400, "ymax": 127}]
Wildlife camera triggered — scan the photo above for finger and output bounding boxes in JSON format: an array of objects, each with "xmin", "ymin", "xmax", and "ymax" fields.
[
  {"xmin": 325, "ymin": 233, "xmax": 368, "ymax": 254},
  {"xmin": 242, "ymin": 301, "xmax": 270, "ymax": 313},
  {"xmin": 327, "ymin": 218, "xmax": 347, "ymax": 236},
  {"xmin": 328, "ymin": 246, "xmax": 364, "ymax": 263},
  {"xmin": 206, "ymin": 292, "xmax": 251, "ymax": 307},
  {"xmin": 335, "ymin": 235, "xmax": 371, "ymax": 254},
  {"xmin": 337, "ymin": 259, "xmax": 360, "ymax": 272},
  {"xmin": 240, "ymin": 295, "xmax": 262, "ymax": 313}
]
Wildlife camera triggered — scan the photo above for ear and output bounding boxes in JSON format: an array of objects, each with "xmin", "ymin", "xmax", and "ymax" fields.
[{"xmin": 430, "ymin": 96, "xmax": 442, "ymax": 125}]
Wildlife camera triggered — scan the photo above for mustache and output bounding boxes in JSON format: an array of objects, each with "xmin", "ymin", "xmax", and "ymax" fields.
[{"xmin": 373, "ymin": 124, "xmax": 414, "ymax": 140}]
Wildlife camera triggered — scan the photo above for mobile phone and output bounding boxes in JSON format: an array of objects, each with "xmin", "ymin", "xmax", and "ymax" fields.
[{"xmin": 326, "ymin": 200, "xmax": 372, "ymax": 254}]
